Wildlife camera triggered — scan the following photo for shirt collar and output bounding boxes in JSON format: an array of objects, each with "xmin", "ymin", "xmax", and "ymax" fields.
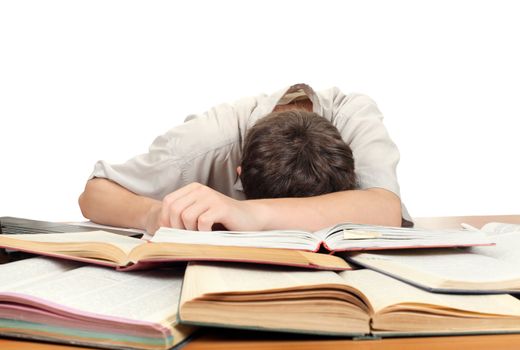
[{"xmin": 248, "ymin": 83, "xmax": 321, "ymax": 128}]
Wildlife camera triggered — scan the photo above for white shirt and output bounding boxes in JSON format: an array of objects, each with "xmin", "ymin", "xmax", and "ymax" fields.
[{"xmin": 90, "ymin": 83, "xmax": 412, "ymax": 224}]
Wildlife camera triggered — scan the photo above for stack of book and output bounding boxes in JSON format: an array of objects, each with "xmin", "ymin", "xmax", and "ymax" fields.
[
  {"xmin": 1, "ymin": 222, "xmax": 520, "ymax": 349},
  {"xmin": 0, "ymin": 257, "xmax": 192, "ymax": 350}
]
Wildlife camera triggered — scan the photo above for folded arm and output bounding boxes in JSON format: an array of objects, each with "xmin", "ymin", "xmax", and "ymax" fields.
[
  {"xmin": 78, "ymin": 178, "xmax": 161, "ymax": 232},
  {"xmin": 157, "ymin": 183, "xmax": 403, "ymax": 232},
  {"xmin": 79, "ymin": 180, "xmax": 402, "ymax": 234},
  {"xmin": 79, "ymin": 178, "xmax": 401, "ymax": 233},
  {"xmin": 251, "ymin": 187, "xmax": 403, "ymax": 231}
]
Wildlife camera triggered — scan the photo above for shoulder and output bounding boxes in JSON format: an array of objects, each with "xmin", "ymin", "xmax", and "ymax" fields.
[
  {"xmin": 317, "ymin": 87, "xmax": 379, "ymax": 111},
  {"xmin": 315, "ymin": 88, "xmax": 383, "ymax": 131},
  {"xmin": 160, "ymin": 94, "xmax": 264, "ymax": 162}
]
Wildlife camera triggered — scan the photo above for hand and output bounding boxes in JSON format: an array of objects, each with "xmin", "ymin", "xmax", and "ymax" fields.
[{"xmin": 147, "ymin": 182, "xmax": 265, "ymax": 232}]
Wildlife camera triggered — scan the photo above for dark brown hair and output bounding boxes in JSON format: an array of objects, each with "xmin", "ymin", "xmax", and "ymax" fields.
[{"xmin": 240, "ymin": 110, "xmax": 357, "ymax": 199}]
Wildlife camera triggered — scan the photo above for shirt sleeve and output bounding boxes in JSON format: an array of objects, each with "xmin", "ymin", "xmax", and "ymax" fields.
[
  {"xmin": 332, "ymin": 89, "xmax": 413, "ymax": 226},
  {"xmin": 330, "ymin": 91, "xmax": 402, "ymax": 196},
  {"xmin": 89, "ymin": 130, "xmax": 185, "ymax": 200},
  {"xmin": 89, "ymin": 96, "xmax": 258, "ymax": 200},
  {"xmin": 329, "ymin": 90, "xmax": 413, "ymax": 225}
]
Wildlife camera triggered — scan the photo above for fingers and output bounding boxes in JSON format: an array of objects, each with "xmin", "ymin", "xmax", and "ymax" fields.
[
  {"xmin": 161, "ymin": 183, "xmax": 204, "ymax": 229},
  {"xmin": 180, "ymin": 201, "xmax": 211, "ymax": 231},
  {"xmin": 196, "ymin": 209, "xmax": 220, "ymax": 231},
  {"xmin": 159, "ymin": 182, "xmax": 240, "ymax": 231},
  {"xmin": 161, "ymin": 183, "xmax": 221, "ymax": 230},
  {"xmin": 165, "ymin": 194, "xmax": 197, "ymax": 229}
]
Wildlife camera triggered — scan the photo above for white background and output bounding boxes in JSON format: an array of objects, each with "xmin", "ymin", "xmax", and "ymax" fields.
[{"xmin": 0, "ymin": 0, "xmax": 518, "ymax": 222}]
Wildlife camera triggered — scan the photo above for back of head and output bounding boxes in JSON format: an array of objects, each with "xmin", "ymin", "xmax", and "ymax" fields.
[{"xmin": 240, "ymin": 110, "xmax": 358, "ymax": 199}]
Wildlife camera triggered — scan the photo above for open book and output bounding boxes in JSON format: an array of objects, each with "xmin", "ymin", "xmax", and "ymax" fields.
[
  {"xmin": 0, "ymin": 231, "xmax": 350, "ymax": 271},
  {"xmin": 152, "ymin": 222, "xmax": 493, "ymax": 251},
  {"xmin": 0, "ymin": 257, "xmax": 195, "ymax": 350},
  {"xmin": 347, "ymin": 222, "xmax": 520, "ymax": 293},
  {"xmin": 179, "ymin": 262, "xmax": 520, "ymax": 337}
]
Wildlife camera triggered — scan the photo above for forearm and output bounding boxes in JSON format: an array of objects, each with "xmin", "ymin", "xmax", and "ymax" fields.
[
  {"xmin": 252, "ymin": 188, "xmax": 402, "ymax": 231},
  {"xmin": 78, "ymin": 178, "xmax": 160, "ymax": 230}
]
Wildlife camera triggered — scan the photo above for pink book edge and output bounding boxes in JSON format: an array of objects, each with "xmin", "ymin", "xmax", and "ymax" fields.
[
  {"xmin": 122, "ymin": 256, "xmax": 350, "ymax": 271},
  {"xmin": 0, "ymin": 243, "xmax": 349, "ymax": 271},
  {"xmin": 0, "ymin": 292, "xmax": 171, "ymax": 336},
  {"xmin": 0, "ymin": 245, "xmax": 120, "ymax": 268},
  {"xmin": 326, "ymin": 242, "xmax": 495, "ymax": 252}
]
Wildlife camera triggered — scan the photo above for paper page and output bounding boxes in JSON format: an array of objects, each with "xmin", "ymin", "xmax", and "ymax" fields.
[
  {"xmin": 152, "ymin": 227, "xmax": 320, "ymax": 251},
  {"xmin": 72, "ymin": 221, "xmax": 147, "ymax": 237},
  {"xmin": 0, "ymin": 257, "xmax": 82, "ymax": 291},
  {"xmin": 1, "ymin": 231, "xmax": 144, "ymax": 256},
  {"xmin": 313, "ymin": 226, "xmax": 334, "ymax": 241},
  {"xmin": 4, "ymin": 261, "xmax": 184, "ymax": 323},
  {"xmin": 468, "ymin": 231, "xmax": 520, "ymax": 266},
  {"xmin": 481, "ymin": 222, "xmax": 520, "ymax": 235},
  {"xmin": 182, "ymin": 263, "xmax": 347, "ymax": 299},
  {"xmin": 323, "ymin": 224, "xmax": 492, "ymax": 250},
  {"xmin": 339, "ymin": 269, "xmax": 520, "ymax": 317},
  {"xmin": 349, "ymin": 249, "xmax": 520, "ymax": 287},
  {"xmin": 324, "ymin": 223, "xmax": 471, "ymax": 239},
  {"xmin": 181, "ymin": 263, "xmax": 371, "ymax": 335}
]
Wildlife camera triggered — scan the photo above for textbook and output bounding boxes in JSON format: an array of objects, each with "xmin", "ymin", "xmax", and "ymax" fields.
[
  {"xmin": 347, "ymin": 222, "xmax": 520, "ymax": 293},
  {"xmin": 179, "ymin": 262, "xmax": 520, "ymax": 337},
  {"xmin": 152, "ymin": 222, "xmax": 493, "ymax": 251},
  {"xmin": 0, "ymin": 257, "xmax": 195, "ymax": 350},
  {"xmin": 0, "ymin": 230, "xmax": 350, "ymax": 271}
]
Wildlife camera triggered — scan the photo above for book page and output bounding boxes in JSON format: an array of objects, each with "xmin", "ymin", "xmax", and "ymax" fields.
[
  {"xmin": 182, "ymin": 262, "xmax": 347, "ymax": 299},
  {"xmin": 468, "ymin": 230, "xmax": 520, "ymax": 266},
  {"xmin": 72, "ymin": 221, "xmax": 148, "ymax": 238},
  {"xmin": 338, "ymin": 269, "xmax": 520, "ymax": 317},
  {"xmin": 180, "ymin": 262, "xmax": 371, "ymax": 335},
  {"xmin": 0, "ymin": 231, "xmax": 144, "ymax": 255},
  {"xmin": 481, "ymin": 222, "xmax": 520, "ymax": 235},
  {"xmin": 0, "ymin": 257, "xmax": 82, "ymax": 291},
  {"xmin": 348, "ymin": 250, "xmax": 520, "ymax": 290},
  {"xmin": 151, "ymin": 227, "xmax": 320, "ymax": 251},
  {"xmin": 4, "ymin": 260, "xmax": 184, "ymax": 323},
  {"xmin": 322, "ymin": 224, "xmax": 492, "ymax": 251}
]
